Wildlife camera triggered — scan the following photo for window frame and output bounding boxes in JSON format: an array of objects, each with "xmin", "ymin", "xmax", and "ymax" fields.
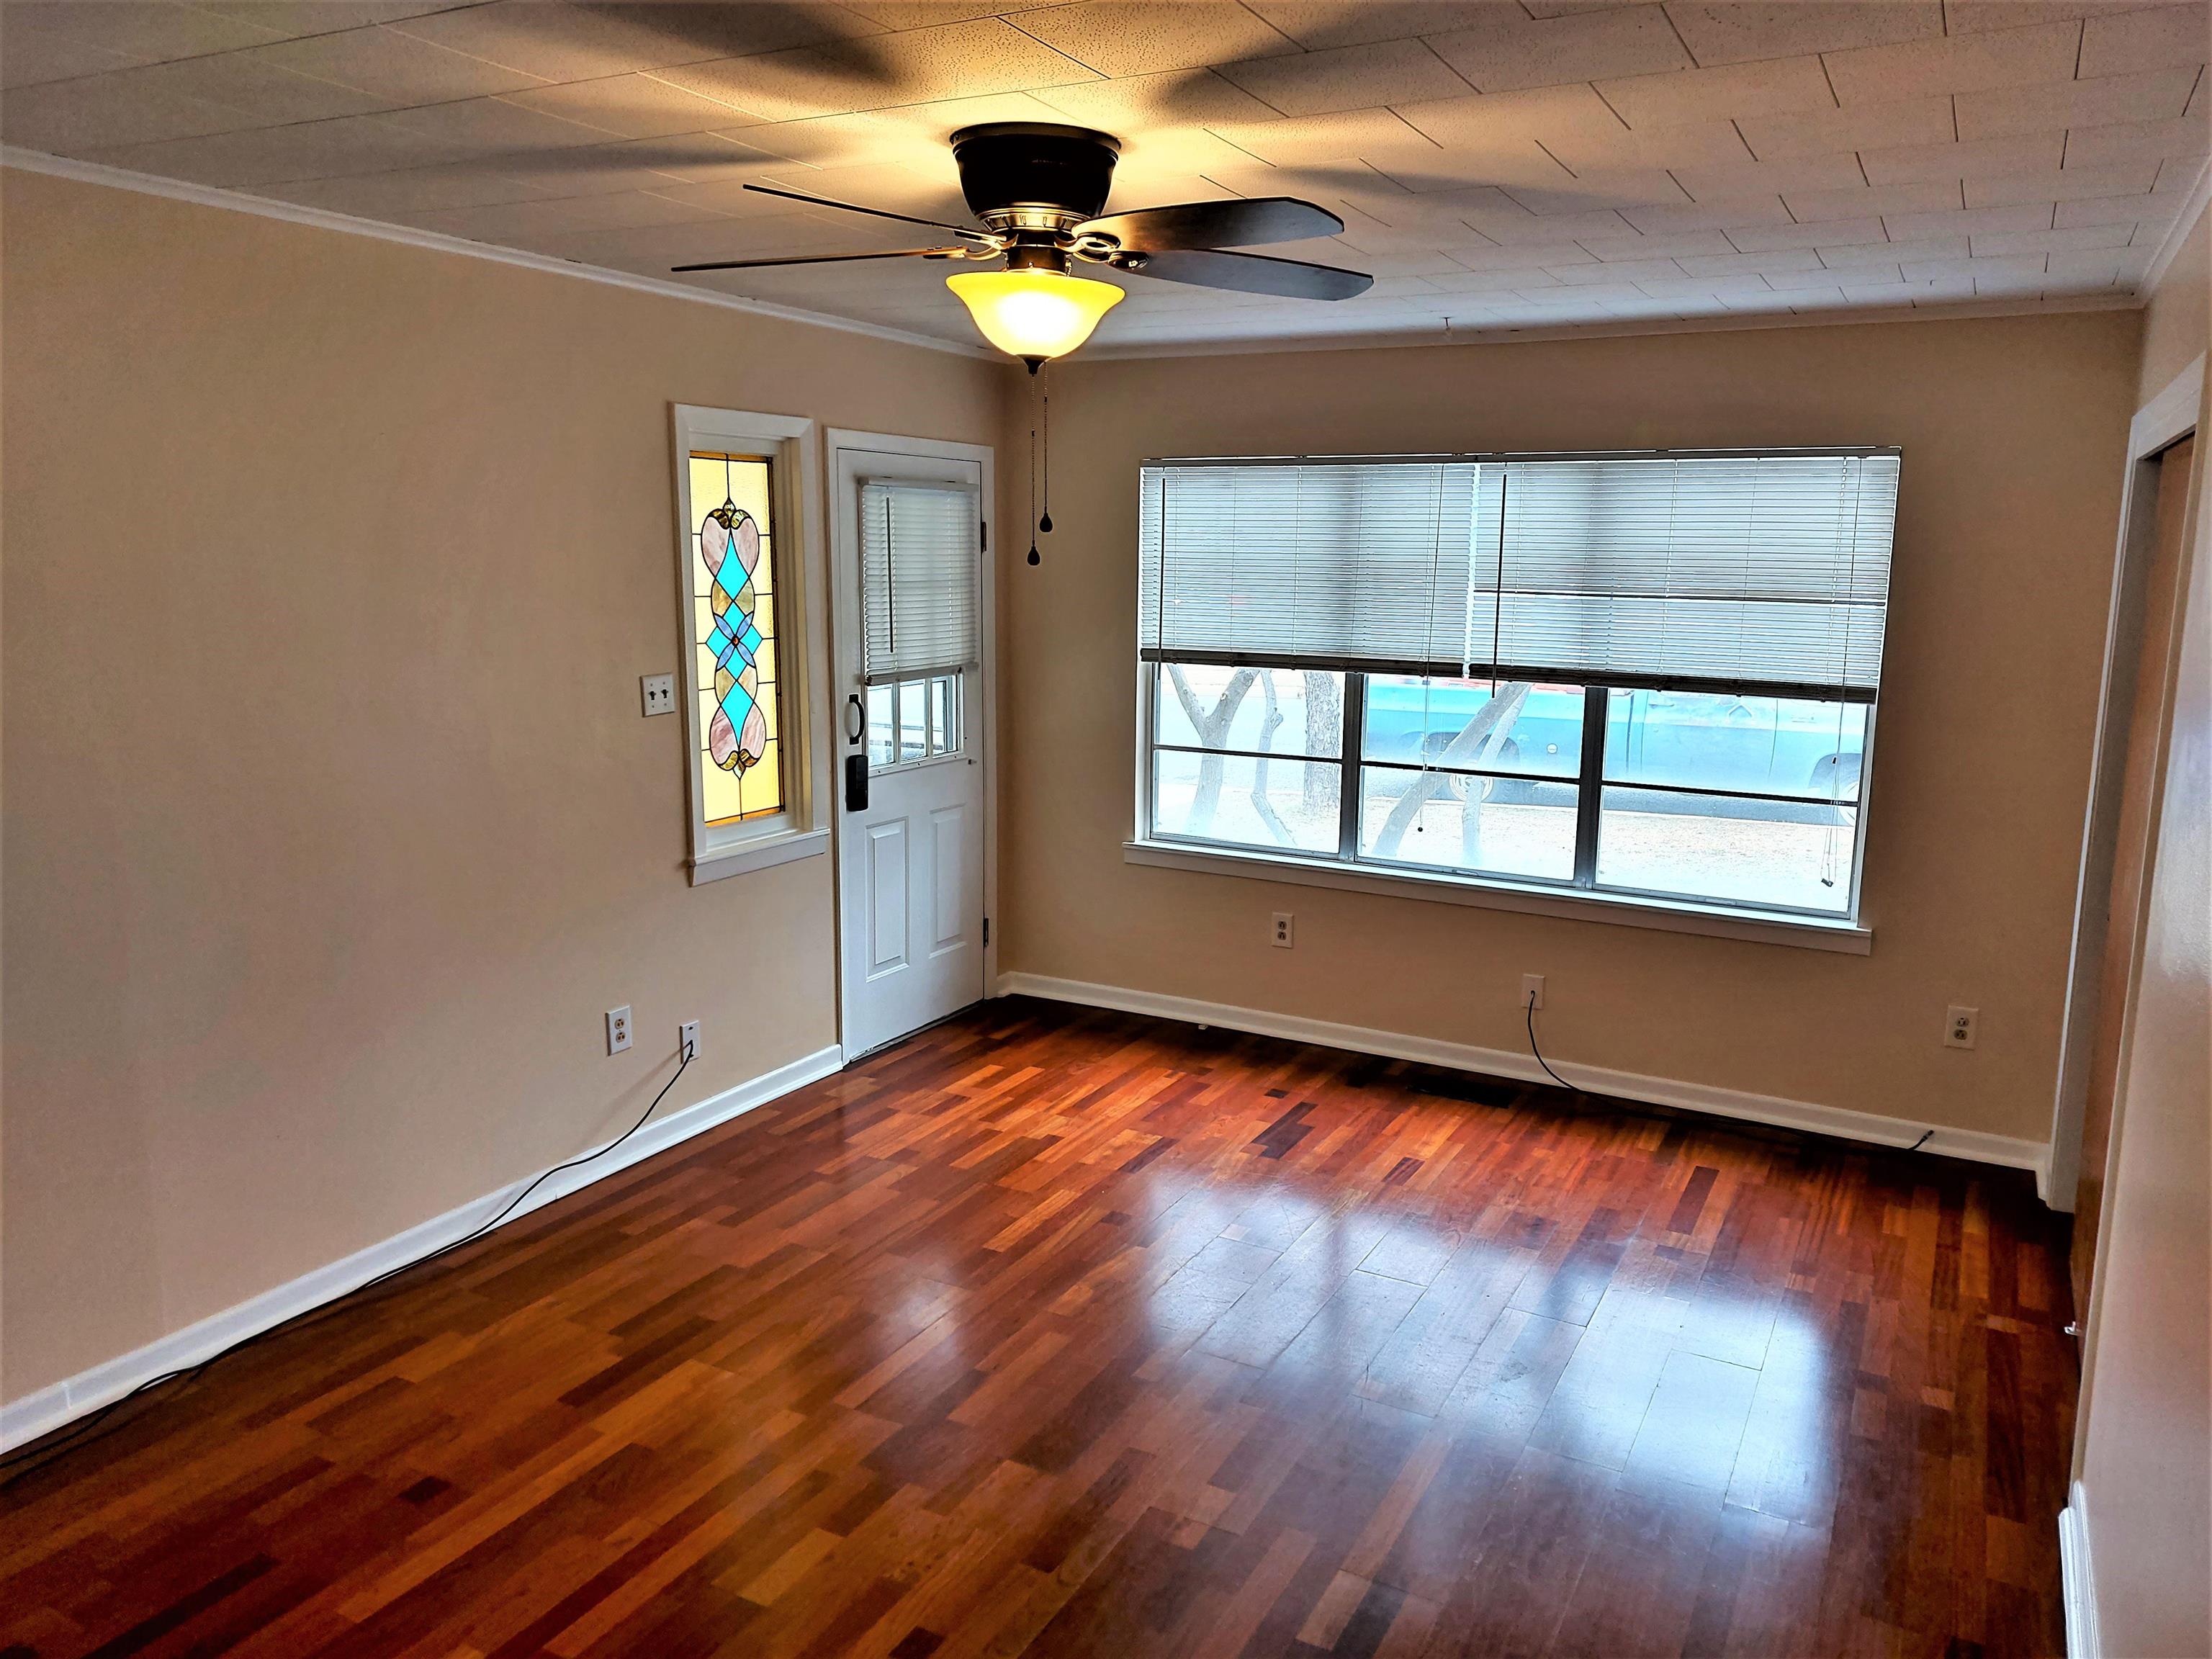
[
  {"xmin": 672, "ymin": 404, "xmax": 832, "ymax": 885},
  {"xmin": 1131, "ymin": 662, "xmax": 1879, "ymax": 953}
]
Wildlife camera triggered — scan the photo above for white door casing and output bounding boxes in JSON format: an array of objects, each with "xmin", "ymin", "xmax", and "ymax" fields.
[{"xmin": 829, "ymin": 433, "xmax": 995, "ymax": 1058}]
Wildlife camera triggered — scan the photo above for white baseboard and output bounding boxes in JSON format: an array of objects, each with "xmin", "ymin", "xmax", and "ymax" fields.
[
  {"xmin": 996, "ymin": 972, "xmax": 2049, "ymax": 1174},
  {"xmin": 0, "ymin": 1043, "xmax": 843, "ymax": 1454},
  {"xmin": 2060, "ymin": 1483, "xmax": 2102, "ymax": 1658}
]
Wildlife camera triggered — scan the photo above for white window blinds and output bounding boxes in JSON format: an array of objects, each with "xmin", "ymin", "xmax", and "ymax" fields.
[
  {"xmin": 1138, "ymin": 450, "xmax": 1900, "ymax": 699},
  {"xmin": 861, "ymin": 480, "xmax": 979, "ymax": 684}
]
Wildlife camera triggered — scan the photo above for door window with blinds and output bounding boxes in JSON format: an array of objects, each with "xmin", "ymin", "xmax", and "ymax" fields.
[
  {"xmin": 1136, "ymin": 451, "xmax": 1899, "ymax": 921},
  {"xmin": 861, "ymin": 479, "xmax": 979, "ymax": 768}
]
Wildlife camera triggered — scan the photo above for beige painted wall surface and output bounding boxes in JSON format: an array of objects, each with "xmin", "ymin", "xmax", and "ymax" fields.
[
  {"xmin": 2139, "ymin": 200, "xmax": 2208, "ymax": 405},
  {"xmin": 2074, "ymin": 225, "xmax": 2211, "ymax": 1659},
  {"xmin": 1002, "ymin": 313, "xmax": 2140, "ymax": 1144},
  {"xmin": 0, "ymin": 168, "xmax": 1002, "ymax": 1401}
]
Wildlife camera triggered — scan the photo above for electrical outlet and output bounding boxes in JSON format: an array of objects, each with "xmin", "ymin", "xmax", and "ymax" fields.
[
  {"xmin": 1522, "ymin": 974, "xmax": 1546, "ymax": 1012},
  {"xmin": 679, "ymin": 1020, "xmax": 699, "ymax": 1062},
  {"xmin": 1944, "ymin": 1006, "xmax": 1978, "ymax": 1049},
  {"xmin": 606, "ymin": 1005, "xmax": 632, "ymax": 1055},
  {"xmin": 640, "ymin": 673, "xmax": 675, "ymax": 716},
  {"xmin": 1272, "ymin": 912, "xmax": 1294, "ymax": 948}
]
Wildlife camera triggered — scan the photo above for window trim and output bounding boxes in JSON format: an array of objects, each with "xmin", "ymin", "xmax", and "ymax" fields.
[
  {"xmin": 672, "ymin": 404, "xmax": 832, "ymax": 885},
  {"xmin": 1132, "ymin": 661, "xmax": 1878, "ymax": 950}
]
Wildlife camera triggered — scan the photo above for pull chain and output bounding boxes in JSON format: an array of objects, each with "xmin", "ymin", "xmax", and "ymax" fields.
[
  {"xmin": 1039, "ymin": 365, "xmax": 1053, "ymax": 535},
  {"xmin": 1027, "ymin": 367, "xmax": 1040, "ymax": 565}
]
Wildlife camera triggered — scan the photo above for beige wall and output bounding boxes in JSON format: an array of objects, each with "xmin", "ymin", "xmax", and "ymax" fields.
[
  {"xmin": 0, "ymin": 168, "xmax": 1002, "ymax": 1402},
  {"xmin": 2074, "ymin": 204, "xmax": 2210, "ymax": 1659},
  {"xmin": 1002, "ymin": 311, "xmax": 2141, "ymax": 1146},
  {"xmin": 2139, "ymin": 202, "xmax": 2208, "ymax": 405}
]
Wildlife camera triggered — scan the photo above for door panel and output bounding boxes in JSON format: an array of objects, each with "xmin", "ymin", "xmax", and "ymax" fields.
[
  {"xmin": 866, "ymin": 818, "xmax": 908, "ymax": 975},
  {"xmin": 832, "ymin": 441, "xmax": 989, "ymax": 1057},
  {"xmin": 931, "ymin": 804, "xmax": 966, "ymax": 953}
]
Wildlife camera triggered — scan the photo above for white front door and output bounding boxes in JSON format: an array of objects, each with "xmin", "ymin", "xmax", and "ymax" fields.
[{"xmin": 830, "ymin": 437, "xmax": 992, "ymax": 1058}]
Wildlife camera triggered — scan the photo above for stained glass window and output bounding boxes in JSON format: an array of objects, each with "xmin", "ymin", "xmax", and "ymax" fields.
[{"xmin": 688, "ymin": 451, "xmax": 783, "ymax": 824}]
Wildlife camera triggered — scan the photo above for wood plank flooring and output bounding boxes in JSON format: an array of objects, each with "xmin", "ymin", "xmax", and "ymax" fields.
[{"xmin": 0, "ymin": 997, "xmax": 2077, "ymax": 1658}]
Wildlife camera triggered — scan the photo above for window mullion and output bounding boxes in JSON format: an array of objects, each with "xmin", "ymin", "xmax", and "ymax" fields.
[
  {"xmin": 1573, "ymin": 685, "xmax": 1606, "ymax": 888},
  {"xmin": 1337, "ymin": 673, "xmax": 1367, "ymax": 861}
]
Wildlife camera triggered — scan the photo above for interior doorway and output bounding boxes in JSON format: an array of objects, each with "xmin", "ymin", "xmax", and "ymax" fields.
[{"xmin": 2050, "ymin": 356, "xmax": 2203, "ymax": 1321}]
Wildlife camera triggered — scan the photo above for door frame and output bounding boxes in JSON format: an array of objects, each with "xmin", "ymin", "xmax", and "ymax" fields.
[
  {"xmin": 824, "ymin": 428, "xmax": 998, "ymax": 1061},
  {"xmin": 2046, "ymin": 354, "xmax": 2204, "ymax": 1210}
]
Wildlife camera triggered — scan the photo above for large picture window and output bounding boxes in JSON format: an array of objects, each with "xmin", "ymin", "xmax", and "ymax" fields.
[{"xmin": 1135, "ymin": 451, "xmax": 1899, "ymax": 925}]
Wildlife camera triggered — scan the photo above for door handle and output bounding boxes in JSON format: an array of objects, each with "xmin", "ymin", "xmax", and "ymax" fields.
[
  {"xmin": 844, "ymin": 752, "xmax": 870, "ymax": 812},
  {"xmin": 845, "ymin": 693, "xmax": 864, "ymax": 745}
]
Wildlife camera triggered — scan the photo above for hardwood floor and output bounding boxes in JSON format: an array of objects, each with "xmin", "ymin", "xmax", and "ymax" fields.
[{"xmin": 0, "ymin": 997, "xmax": 2077, "ymax": 1658}]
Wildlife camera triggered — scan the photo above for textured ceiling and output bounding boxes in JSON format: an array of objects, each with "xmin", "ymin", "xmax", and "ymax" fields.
[{"xmin": 4, "ymin": 0, "xmax": 2208, "ymax": 354}]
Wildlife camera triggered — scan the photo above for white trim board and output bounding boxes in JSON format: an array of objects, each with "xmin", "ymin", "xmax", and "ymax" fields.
[
  {"xmin": 997, "ymin": 971, "xmax": 2048, "ymax": 1177},
  {"xmin": 2141, "ymin": 159, "xmax": 2211, "ymax": 298},
  {"xmin": 0, "ymin": 146, "xmax": 994, "ymax": 363},
  {"xmin": 2059, "ymin": 1483, "xmax": 2102, "ymax": 1658},
  {"xmin": 0, "ymin": 1043, "xmax": 843, "ymax": 1454}
]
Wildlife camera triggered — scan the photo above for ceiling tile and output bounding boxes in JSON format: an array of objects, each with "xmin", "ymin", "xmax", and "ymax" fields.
[
  {"xmin": 1674, "ymin": 245, "xmax": 1825, "ymax": 275},
  {"xmin": 1823, "ymin": 18, "xmax": 2083, "ymax": 103},
  {"xmin": 1028, "ymin": 68, "xmax": 1283, "ymax": 127},
  {"xmin": 1671, "ymin": 150, "xmax": 1868, "ymax": 199},
  {"xmin": 1971, "ymin": 220, "xmax": 2134, "ymax": 252},
  {"xmin": 1372, "ymin": 141, "xmax": 1582, "ymax": 194},
  {"xmin": 2064, "ymin": 112, "xmax": 2211, "ymax": 167},
  {"xmin": 1425, "ymin": 4, "xmax": 1691, "ymax": 93},
  {"xmin": 189, "ymin": 4, "xmax": 485, "ymax": 35},
  {"xmin": 1241, "ymin": 1, "xmax": 1498, "ymax": 51},
  {"xmin": 1008, "ymin": 1, "xmax": 1298, "ymax": 79},
  {"xmin": 1859, "ymin": 130, "xmax": 2064, "ymax": 183},
  {"xmin": 1820, "ymin": 233, "xmax": 1971, "ymax": 264},
  {"xmin": 1215, "ymin": 37, "xmax": 1471, "ymax": 116},
  {"xmin": 1880, "ymin": 198, "xmax": 2054, "ymax": 235},
  {"xmin": 1783, "ymin": 177, "xmax": 1961, "ymax": 219},
  {"xmin": 1537, "ymin": 113, "xmax": 1753, "ymax": 169},
  {"xmin": 388, "ymin": 1, "xmax": 876, "ymax": 81},
  {"xmin": 503, "ymin": 72, "xmax": 765, "ymax": 139},
  {"xmin": 260, "ymin": 160, "xmax": 559, "ymax": 215},
  {"xmin": 1594, "ymin": 54, "xmax": 1835, "ymax": 127},
  {"xmin": 1724, "ymin": 213, "xmax": 1887, "ymax": 248},
  {"xmin": 0, "ymin": 18, "xmax": 145, "ymax": 89},
  {"xmin": 1583, "ymin": 228, "xmax": 1739, "ymax": 256},
  {"xmin": 379, "ymin": 95, "xmax": 624, "ymax": 152},
  {"xmin": 80, "ymin": 113, "xmax": 467, "ymax": 186},
  {"xmin": 405, "ymin": 189, "xmax": 734, "ymax": 243},
  {"xmin": 1663, "ymin": 3, "xmax": 1942, "ymax": 66},
  {"xmin": 2078, "ymin": 4, "xmax": 2211, "ymax": 78},
  {"xmin": 2054, "ymin": 189, "xmax": 2185, "ymax": 225},
  {"xmin": 105, "ymin": 49, "xmax": 404, "ymax": 123},
  {"xmin": 499, "ymin": 134, "xmax": 771, "ymax": 194},
  {"xmin": 656, "ymin": 19, "xmax": 1097, "ymax": 122},
  {"xmin": 1954, "ymin": 67, "xmax": 2203, "ymax": 137},
  {"xmin": 1737, "ymin": 94, "xmax": 1956, "ymax": 159},
  {"xmin": 1207, "ymin": 107, "xmax": 1442, "ymax": 167},
  {"xmin": 1940, "ymin": 2, "xmax": 2144, "ymax": 36},
  {"xmin": 2, "ymin": 1, "xmax": 289, "ymax": 62},
  {"xmin": 247, "ymin": 24, "xmax": 552, "ymax": 102},
  {"xmin": 1966, "ymin": 157, "xmax": 2163, "ymax": 201},
  {"xmin": 1618, "ymin": 190, "xmax": 1791, "ymax": 230},
  {"xmin": 736, "ymin": 91, "xmax": 1069, "ymax": 167},
  {"xmin": 0, "ymin": 74, "xmax": 253, "ymax": 150}
]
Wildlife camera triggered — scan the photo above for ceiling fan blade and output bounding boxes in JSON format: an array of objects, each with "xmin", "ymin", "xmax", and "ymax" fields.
[
  {"xmin": 673, "ymin": 246, "xmax": 971, "ymax": 272},
  {"xmin": 1077, "ymin": 197, "xmax": 1346, "ymax": 251},
  {"xmin": 1123, "ymin": 248, "xmax": 1372, "ymax": 300},
  {"xmin": 742, "ymin": 182, "xmax": 992, "ymax": 242}
]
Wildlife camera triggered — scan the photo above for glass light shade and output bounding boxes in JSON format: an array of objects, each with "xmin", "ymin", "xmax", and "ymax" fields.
[{"xmin": 946, "ymin": 269, "xmax": 1124, "ymax": 362}]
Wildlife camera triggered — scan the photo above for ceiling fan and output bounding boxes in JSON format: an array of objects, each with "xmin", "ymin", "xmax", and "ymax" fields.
[{"xmin": 670, "ymin": 122, "xmax": 1375, "ymax": 368}]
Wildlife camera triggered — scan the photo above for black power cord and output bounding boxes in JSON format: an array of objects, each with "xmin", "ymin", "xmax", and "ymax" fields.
[
  {"xmin": 1526, "ymin": 989, "xmax": 1575, "ymax": 1093},
  {"xmin": 0, "ymin": 1048, "xmax": 693, "ymax": 1489}
]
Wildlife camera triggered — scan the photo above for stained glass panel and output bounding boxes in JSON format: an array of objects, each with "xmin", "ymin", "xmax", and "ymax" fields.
[{"xmin": 688, "ymin": 451, "xmax": 783, "ymax": 824}]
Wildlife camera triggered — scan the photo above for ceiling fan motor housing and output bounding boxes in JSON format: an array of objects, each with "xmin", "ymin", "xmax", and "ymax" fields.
[{"xmin": 950, "ymin": 123, "xmax": 1121, "ymax": 238}]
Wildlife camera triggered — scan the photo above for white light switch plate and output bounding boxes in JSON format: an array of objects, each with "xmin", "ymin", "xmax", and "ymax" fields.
[{"xmin": 640, "ymin": 673, "xmax": 675, "ymax": 716}]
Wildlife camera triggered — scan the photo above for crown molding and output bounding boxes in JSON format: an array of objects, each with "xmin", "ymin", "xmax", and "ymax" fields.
[
  {"xmin": 0, "ymin": 145, "xmax": 997, "ymax": 363},
  {"xmin": 2140, "ymin": 156, "xmax": 2210, "ymax": 298},
  {"xmin": 1080, "ymin": 289, "xmax": 2142, "ymax": 362}
]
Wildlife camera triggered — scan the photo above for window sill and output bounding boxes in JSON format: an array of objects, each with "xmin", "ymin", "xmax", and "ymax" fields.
[
  {"xmin": 1122, "ymin": 839, "xmax": 1873, "ymax": 955},
  {"xmin": 692, "ymin": 826, "xmax": 830, "ymax": 885}
]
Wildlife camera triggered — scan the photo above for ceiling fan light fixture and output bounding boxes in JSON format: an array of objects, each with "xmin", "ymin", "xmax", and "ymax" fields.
[{"xmin": 946, "ymin": 269, "xmax": 1123, "ymax": 368}]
